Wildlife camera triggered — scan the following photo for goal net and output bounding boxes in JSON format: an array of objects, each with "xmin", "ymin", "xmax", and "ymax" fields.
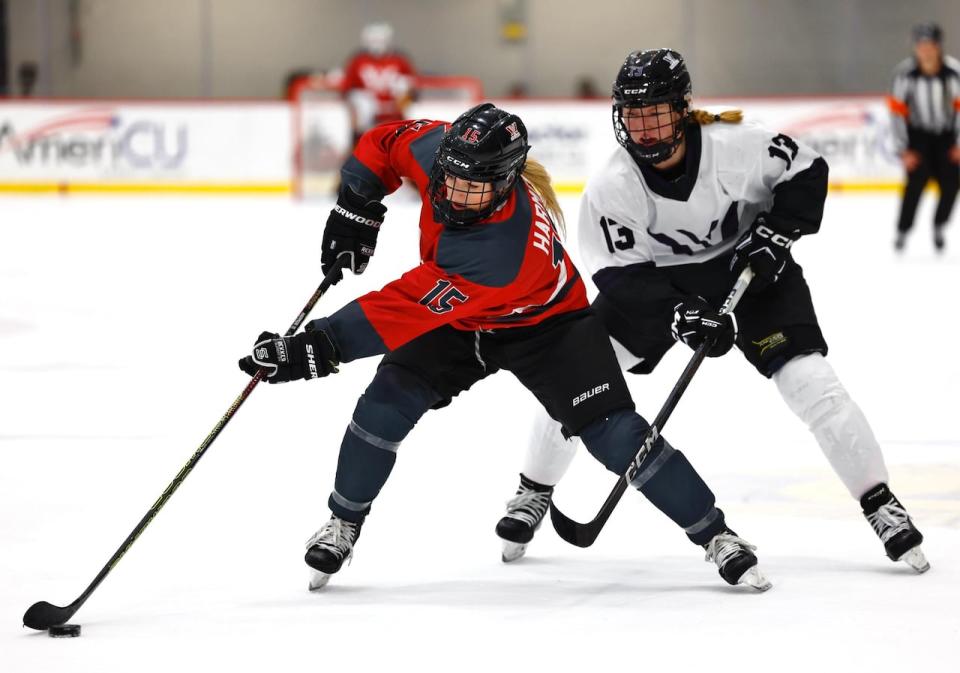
[{"xmin": 292, "ymin": 75, "xmax": 483, "ymax": 198}]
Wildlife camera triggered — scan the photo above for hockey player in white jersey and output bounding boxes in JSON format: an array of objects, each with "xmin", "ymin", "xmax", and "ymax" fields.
[{"xmin": 496, "ymin": 48, "xmax": 929, "ymax": 574}]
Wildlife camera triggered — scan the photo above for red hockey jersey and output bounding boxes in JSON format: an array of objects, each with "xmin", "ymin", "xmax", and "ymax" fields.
[
  {"xmin": 340, "ymin": 51, "xmax": 416, "ymax": 123},
  {"xmin": 311, "ymin": 119, "xmax": 589, "ymax": 362}
]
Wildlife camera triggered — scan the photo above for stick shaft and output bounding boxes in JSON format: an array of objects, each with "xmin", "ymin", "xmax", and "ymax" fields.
[{"xmin": 65, "ymin": 257, "xmax": 348, "ymax": 614}]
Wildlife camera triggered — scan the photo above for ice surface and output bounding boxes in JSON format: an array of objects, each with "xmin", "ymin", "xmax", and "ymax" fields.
[{"xmin": 2, "ymin": 192, "xmax": 958, "ymax": 672}]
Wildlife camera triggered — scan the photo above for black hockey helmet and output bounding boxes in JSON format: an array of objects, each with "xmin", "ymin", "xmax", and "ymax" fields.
[
  {"xmin": 912, "ymin": 22, "xmax": 943, "ymax": 44},
  {"xmin": 428, "ymin": 103, "xmax": 530, "ymax": 226},
  {"xmin": 612, "ymin": 48, "xmax": 692, "ymax": 164}
]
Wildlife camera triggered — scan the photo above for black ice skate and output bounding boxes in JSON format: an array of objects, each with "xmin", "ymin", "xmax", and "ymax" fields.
[
  {"xmin": 934, "ymin": 227, "xmax": 945, "ymax": 253},
  {"xmin": 496, "ymin": 474, "xmax": 553, "ymax": 563},
  {"xmin": 703, "ymin": 531, "xmax": 772, "ymax": 591},
  {"xmin": 860, "ymin": 483, "xmax": 929, "ymax": 573},
  {"xmin": 304, "ymin": 514, "xmax": 363, "ymax": 590}
]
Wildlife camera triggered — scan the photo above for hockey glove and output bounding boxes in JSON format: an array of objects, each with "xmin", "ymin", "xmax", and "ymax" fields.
[
  {"xmin": 321, "ymin": 187, "xmax": 387, "ymax": 284},
  {"xmin": 238, "ymin": 328, "xmax": 340, "ymax": 383},
  {"xmin": 729, "ymin": 214, "xmax": 798, "ymax": 291},
  {"xmin": 671, "ymin": 297, "xmax": 738, "ymax": 357}
]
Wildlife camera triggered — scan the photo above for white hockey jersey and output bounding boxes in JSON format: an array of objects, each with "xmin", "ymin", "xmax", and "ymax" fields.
[{"xmin": 578, "ymin": 120, "xmax": 827, "ymax": 277}]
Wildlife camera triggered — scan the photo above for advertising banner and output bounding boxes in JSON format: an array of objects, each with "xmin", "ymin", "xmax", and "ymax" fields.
[{"xmin": 0, "ymin": 101, "xmax": 291, "ymax": 193}]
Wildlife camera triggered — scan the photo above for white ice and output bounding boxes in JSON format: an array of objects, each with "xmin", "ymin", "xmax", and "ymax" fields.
[{"xmin": 2, "ymin": 192, "xmax": 958, "ymax": 672}]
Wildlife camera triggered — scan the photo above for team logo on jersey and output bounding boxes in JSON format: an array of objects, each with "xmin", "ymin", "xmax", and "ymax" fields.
[
  {"xmin": 419, "ymin": 279, "xmax": 469, "ymax": 314},
  {"xmin": 505, "ymin": 122, "xmax": 521, "ymax": 141},
  {"xmin": 460, "ymin": 128, "xmax": 481, "ymax": 144},
  {"xmin": 751, "ymin": 332, "xmax": 788, "ymax": 356}
]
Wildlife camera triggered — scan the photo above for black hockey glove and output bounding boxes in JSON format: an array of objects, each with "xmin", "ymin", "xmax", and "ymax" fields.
[
  {"xmin": 671, "ymin": 297, "xmax": 738, "ymax": 357},
  {"xmin": 729, "ymin": 214, "xmax": 798, "ymax": 291},
  {"xmin": 321, "ymin": 187, "xmax": 387, "ymax": 284},
  {"xmin": 238, "ymin": 328, "xmax": 340, "ymax": 383}
]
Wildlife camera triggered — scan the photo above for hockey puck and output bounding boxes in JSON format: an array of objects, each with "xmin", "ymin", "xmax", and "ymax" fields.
[{"xmin": 48, "ymin": 624, "xmax": 81, "ymax": 638}]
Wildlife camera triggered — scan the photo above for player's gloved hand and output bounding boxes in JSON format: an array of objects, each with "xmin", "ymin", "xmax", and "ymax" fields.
[
  {"xmin": 321, "ymin": 187, "xmax": 387, "ymax": 284},
  {"xmin": 729, "ymin": 213, "xmax": 798, "ymax": 291},
  {"xmin": 238, "ymin": 327, "xmax": 340, "ymax": 383},
  {"xmin": 671, "ymin": 297, "xmax": 738, "ymax": 357}
]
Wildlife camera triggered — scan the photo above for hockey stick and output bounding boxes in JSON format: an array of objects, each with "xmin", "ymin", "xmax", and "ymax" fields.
[
  {"xmin": 549, "ymin": 266, "xmax": 754, "ymax": 548},
  {"xmin": 22, "ymin": 256, "xmax": 350, "ymax": 631}
]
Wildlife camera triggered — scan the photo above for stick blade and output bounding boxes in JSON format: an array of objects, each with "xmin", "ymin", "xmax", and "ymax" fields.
[
  {"xmin": 23, "ymin": 601, "xmax": 76, "ymax": 631},
  {"xmin": 549, "ymin": 501, "xmax": 602, "ymax": 548}
]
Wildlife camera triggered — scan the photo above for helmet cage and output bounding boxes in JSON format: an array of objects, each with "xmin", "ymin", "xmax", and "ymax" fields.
[
  {"xmin": 428, "ymin": 156, "xmax": 523, "ymax": 226},
  {"xmin": 612, "ymin": 94, "xmax": 689, "ymax": 165}
]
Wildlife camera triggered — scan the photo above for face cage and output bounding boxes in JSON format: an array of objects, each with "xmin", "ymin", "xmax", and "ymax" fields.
[
  {"xmin": 427, "ymin": 163, "xmax": 516, "ymax": 226},
  {"xmin": 612, "ymin": 99, "xmax": 687, "ymax": 165}
]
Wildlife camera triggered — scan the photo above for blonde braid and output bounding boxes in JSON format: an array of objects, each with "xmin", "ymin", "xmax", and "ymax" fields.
[
  {"xmin": 521, "ymin": 158, "xmax": 565, "ymax": 235},
  {"xmin": 690, "ymin": 108, "xmax": 744, "ymax": 125}
]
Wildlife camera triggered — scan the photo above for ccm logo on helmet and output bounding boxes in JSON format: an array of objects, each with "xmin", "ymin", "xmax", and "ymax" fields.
[
  {"xmin": 333, "ymin": 204, "xmax": 382, "ymax": 228},
  {"xmin": 446, "ymin": 155, "xmax": 471, "ymax": 169},
  {"xmin": 622, "ymin": 88, "xmax": 648, "ymax": 95},
  {"xmin": 572, "ymin": 383, "xmax": 610, "ymax": 407}
]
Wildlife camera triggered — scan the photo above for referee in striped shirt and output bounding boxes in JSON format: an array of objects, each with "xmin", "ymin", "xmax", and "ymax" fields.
[{"xmin": 889, "ymin": 22, "xmax": 960, "ymax": 252}]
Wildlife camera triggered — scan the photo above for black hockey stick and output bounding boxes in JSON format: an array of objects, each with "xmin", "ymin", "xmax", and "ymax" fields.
[
  {"xmin": 22, "ymin": 256, "xmax": 349, "ymax": 631},
  {"xmin": 550, "ymin": 266, "xmax": 754, "ymax": 548}
]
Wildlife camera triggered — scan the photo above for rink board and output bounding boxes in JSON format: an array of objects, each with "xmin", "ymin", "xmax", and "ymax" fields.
[{"xmin": 0, "ymin": 95, "xmax": 908, "ymax": 194}]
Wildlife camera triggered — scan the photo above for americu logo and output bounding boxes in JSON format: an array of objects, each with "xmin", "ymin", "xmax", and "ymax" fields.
[{"xmin": 752, "ymin": 332, "xmax": 788, "ymax": 356}]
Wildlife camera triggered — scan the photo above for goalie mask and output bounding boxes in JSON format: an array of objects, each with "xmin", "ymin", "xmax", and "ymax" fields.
[
  {"xmin": 428, "ymin": 103, "xmax": 530, "ymax": 226},
  {"xmin": 612, "ymin": 48, "xmax": 692, "ymax": 165}
]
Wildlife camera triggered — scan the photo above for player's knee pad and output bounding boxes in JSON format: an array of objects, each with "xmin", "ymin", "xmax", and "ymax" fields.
[
  {"xmin": 773, "ymin": 353, "xmax": 849, "ymax": 432},
  {"xmin": 351, "ymin": 364, "xmax": 442, "ymax": 447},
  {"xmin": 579, "ymin": 409, "xmax": 658, "ymax": 474},
  {"xmin": 331, "ymin": 366, "xmax": 442, "ymax": 519}
]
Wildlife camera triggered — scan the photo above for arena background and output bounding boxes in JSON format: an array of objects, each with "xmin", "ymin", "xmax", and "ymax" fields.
[{"xmin": 3, "ymin": 2, "xmax": 959, "ymax": 673}]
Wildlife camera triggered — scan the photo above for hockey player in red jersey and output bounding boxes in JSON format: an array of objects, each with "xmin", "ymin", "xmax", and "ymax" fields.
[
  {"xmin": 239, "ymin": 104, "xmax": 771, "ymax": 592},
  {"xmin": 340, "ymin": 22, "xmax": 416, "ymax": 144}
]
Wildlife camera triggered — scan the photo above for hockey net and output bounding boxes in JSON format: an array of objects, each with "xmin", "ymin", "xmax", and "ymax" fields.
[{"xmin": 292, "ymin": 75, "xmax": 483, "ymax": 198}]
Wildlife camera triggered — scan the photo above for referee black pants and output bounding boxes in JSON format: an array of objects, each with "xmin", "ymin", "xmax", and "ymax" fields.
[{"xmin": 897, "ymin": 130, "xmax": 959, "ymax": 233}]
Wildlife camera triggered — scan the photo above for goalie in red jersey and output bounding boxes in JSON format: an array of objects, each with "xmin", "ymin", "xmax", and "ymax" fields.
[
  {"xmin": 341, "ymin": 22, "xmax": 417, "ymax": 144},
  {"xmin": 239, "ymin": 104, "xmax": 771, "ymax": 593}
]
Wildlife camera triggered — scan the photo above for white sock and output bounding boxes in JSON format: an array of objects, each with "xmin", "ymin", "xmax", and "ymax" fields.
[
  {"xmin": 773, "ymin": 353, "xmax": 888, "ymax": 499},
  {"xmin": 522, "ymin": 407, "xmax": 579, "ymax": 486}
]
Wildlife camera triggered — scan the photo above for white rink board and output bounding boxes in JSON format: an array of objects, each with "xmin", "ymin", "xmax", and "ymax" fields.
[
  {"xmin": 2, "ymin": 191, "xmax": 959, "ymax": 672},
  {"xmin": 0, "ymin": 101, "xmax": 291, "ymax": 187},
  {"xmin": 2, "ymin": 96, "xmax": 905, "ymax": 193}
]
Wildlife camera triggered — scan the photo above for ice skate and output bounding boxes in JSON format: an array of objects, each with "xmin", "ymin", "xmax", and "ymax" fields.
[
  {"xmin": 304, "ymin": 514, "xmax": 363, "ymax": 591},
  {"xmin": 934, "ymin": 227, "xmax": 945, "ymax": 253},
  {"xmin": 496, "ymin": 475, "xmax": 553, "ymax": 563},
  {"xmin": 703, "ymin": 532, "xmax": 772, "ymax": 591},
  {"xmin": 861, "ymin": 484, "xmax": 929, "ymax": 574}
]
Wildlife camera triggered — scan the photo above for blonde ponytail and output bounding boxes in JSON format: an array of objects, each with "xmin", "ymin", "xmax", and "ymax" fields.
[
  {"xmin": 522, "ymin": 158, "xmax": 565, "ymax": 235},
  {"xmin": 690, "ymin": 108, "xmax": 744, "ymax": 125}
]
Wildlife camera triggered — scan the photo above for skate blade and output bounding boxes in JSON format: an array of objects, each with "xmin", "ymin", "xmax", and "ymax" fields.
[
  {"xmin": 738, "ymin": 566, "xmax": 773, "ymax": 592},
  {"xmin": 501, "ymin": 541, "xmax": 528, "ymax": 563},
  {"xmin": 308, "ymin": 570, "xmax": 332, "ymax": 591},
  {"xmin": 898, "ymin": 546, "xmax": 931, "ymax": 574}
]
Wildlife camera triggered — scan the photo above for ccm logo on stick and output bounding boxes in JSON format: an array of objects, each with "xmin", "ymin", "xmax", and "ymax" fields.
[{"xmin": 572, "ymin": 383, "xmax": 610, "ymax": 407}]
